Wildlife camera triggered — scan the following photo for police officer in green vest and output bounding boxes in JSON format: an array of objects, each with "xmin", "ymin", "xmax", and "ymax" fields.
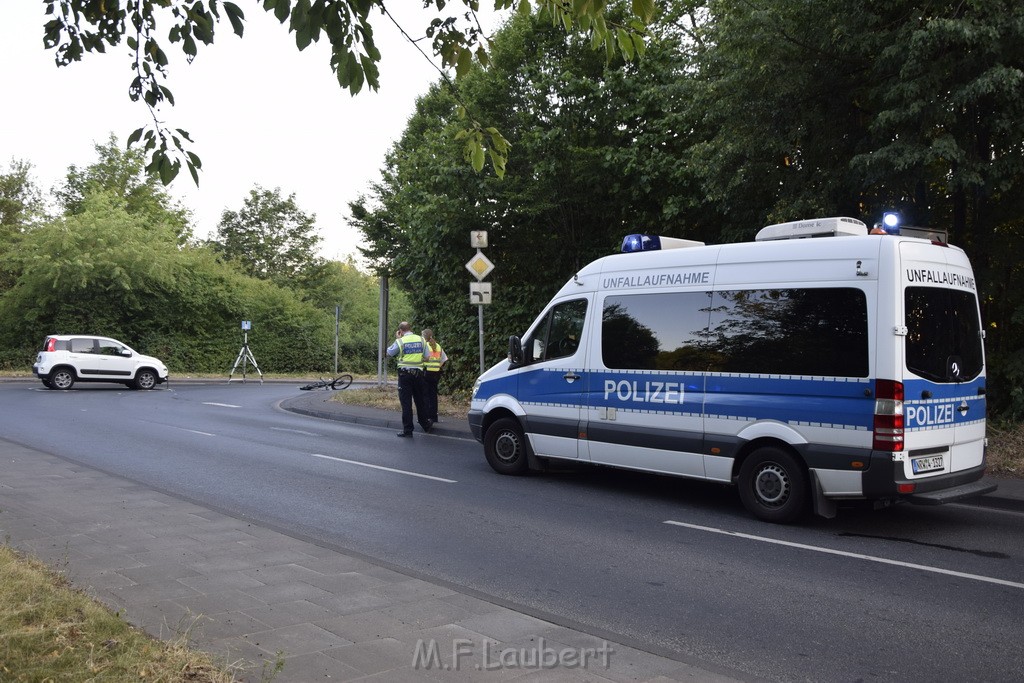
[{"xmin": 386, "ymin": 322, "xmax": 433, "ymax": 437}]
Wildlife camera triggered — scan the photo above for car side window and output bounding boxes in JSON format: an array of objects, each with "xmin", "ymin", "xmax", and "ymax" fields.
[
  {"xmin": 97, "ymin": 342, "xmax": 126, "ymax": 356},
  {"xmin": 69, "ymin": 338, "xmax": 95, "ymax": 353}
]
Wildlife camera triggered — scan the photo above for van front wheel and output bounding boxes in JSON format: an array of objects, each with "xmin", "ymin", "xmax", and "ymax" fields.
[
  {"xmin": 738, "ymin": 447, "xmax": 808, "ymax": 523},
  {"xmin": 484, "ymin": 418, "xmax": 530, "ymax": 475}
]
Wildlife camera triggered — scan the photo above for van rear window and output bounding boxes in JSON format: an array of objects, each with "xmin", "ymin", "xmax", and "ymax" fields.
[
  {"xmin": 603, "ymin": 288, "xmax": 869, "ymax": 377},
  {"xmin": 905, "ymin": 287, "xmax": 984, "ymax": 382}
]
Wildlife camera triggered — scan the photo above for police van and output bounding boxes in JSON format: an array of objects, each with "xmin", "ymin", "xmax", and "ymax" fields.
[{"xmin": 468, "ymin": 217, "xmax": 996, "ymax": 522}]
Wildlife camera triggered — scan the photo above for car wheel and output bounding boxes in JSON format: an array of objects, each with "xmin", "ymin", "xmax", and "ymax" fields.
[
  {"xmin": 133, "ymin": 369, "xmax": 158, "ymax": 390},
  {"xmin": 738, "ymin": 446, "xmax": 808, "ymax": 523},
  {"xmin": 50, "ymin": 368, "xmax": 76, "ymax": 390},
  {"xmin": 484, "ymin": 417, "xmax": 530, "ymax": 475}
]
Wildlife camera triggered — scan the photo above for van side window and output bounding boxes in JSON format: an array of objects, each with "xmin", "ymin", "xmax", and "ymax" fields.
[
  {"xmin": 905, "ymin": 287, "xmax": 983, "ymax": 382},
  {"xmin": 709, "ymin": 288, "xmax": 869, "ymax": 377},
  {"xmin": 602, "ymin": 288, "xmax": 868, "ymax": 377},
  {"xmin": 525, "ymin": 299, "xmax": 587, "ymax": 364},
  {"xmin": 602, "ymin": 292, "xmax": 712, "ymax": 370}
]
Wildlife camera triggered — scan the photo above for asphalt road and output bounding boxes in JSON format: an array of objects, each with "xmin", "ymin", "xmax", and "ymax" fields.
[{"xmin": 2, "ymin": 381, "xmax": 1022, "ymax": 682}]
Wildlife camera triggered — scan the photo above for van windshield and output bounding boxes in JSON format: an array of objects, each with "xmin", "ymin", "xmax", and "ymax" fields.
[{"xmin": 905, "ymin": 287, "xmax": 984, "ymax": 382}]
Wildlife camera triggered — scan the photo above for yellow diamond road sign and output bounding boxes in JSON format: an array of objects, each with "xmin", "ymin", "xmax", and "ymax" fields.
[{"xmin": 465, "ymin": 250, "xmax": 494, "ymax": 281}]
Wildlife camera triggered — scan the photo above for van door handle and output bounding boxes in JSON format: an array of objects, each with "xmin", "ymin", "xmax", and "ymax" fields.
[{"xmin": 563, "ymin": 372, "xmax": 581, "ymax": 382}]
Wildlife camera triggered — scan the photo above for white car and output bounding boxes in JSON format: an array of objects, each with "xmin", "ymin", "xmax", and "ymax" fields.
[{"xmin": 33, "ymin": 335, "xmax": 169, "ymax": 390}]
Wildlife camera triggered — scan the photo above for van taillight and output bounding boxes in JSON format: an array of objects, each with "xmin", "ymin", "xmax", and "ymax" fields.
[
  {"xmin": 45, "ymin": 338, "xmax": 57, "ymax": 352},
  {"xmin": 873, "ymin": 379, "xmax": 904, "ymax": 452}
]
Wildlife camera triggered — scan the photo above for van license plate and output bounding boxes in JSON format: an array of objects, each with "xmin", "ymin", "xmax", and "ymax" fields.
[{"xmin": 911, "ymin": 455, "xmax": 944, "ymax": 474}]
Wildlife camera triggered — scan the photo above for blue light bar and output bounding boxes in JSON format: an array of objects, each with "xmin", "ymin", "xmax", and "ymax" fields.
[{"xmin": 621, "ymin": 234, "xmax": 662, "ymax": 253}]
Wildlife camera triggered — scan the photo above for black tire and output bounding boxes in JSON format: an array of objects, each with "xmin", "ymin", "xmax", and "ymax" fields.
[
  {"xmin": 331, "ymin": 374, "xmax": 353, "ymax": 390},
  {"xmin": 737, "ymin": 446, "xmax": 808, "ymax": 523},
  {"xmin": 49, "ymin": 367, "xmax": 76, "ymax": 390},
  {"xmin": 133, "ymin": 369, "xmax": 158, "ymax": 390},
  {"xmin": 484, "ymin": 417, "xmax": 530, "ymax": 475}
]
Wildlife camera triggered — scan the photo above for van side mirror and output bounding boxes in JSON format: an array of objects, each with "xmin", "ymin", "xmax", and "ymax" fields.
[
  {"xmin": 508, "ymin": 335, "xmax": 523, "ymax": 365},
  {"xmin": 121, "ymin": 349, "xmax": 132, "ymax": 357}
]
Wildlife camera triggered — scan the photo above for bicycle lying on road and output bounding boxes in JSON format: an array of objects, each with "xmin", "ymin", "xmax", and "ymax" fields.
[{"xmin": 299, "ymin": 374, "xmax": 353, "ymax": 391}]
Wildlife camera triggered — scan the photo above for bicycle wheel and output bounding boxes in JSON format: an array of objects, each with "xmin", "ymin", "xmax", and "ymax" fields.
[{"xmin": 331, "ymin": 374, "xmax": 353, "ymax": 390}]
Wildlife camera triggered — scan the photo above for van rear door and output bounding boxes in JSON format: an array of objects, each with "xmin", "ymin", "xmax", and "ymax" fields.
[{"xmin": 900, "ymin": 242, "xmax": 986, "ymax": 480}]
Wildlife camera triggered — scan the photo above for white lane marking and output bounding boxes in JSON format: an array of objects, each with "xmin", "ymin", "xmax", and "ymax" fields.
[
  {"xmin": 203, "ymin": 402, "xmax": 241, "ymax": 408},
  {"xmin": 176, "ymin": 427, "xmax": 215, "ymax": 436},
  {"xmin": 664, "ymin": 520, "xmax": 1024, "ymax": 590},
  {"xmin": 311, "ymin": 453, "xmax": 457, "ymax": 483},
  {"xmin": 271, "ymin": 427, "xmax": 320, "ymax": 436}
]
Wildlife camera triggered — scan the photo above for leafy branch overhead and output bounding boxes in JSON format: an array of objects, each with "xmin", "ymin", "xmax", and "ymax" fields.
[{"xmin": 43, "ymin": 0, "xmax": 653, "ymax": 184}]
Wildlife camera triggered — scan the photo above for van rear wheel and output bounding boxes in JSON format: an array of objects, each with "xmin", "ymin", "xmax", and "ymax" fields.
[
  {"xmin": 484, "ymin": 417, "xmax": 530, "ymax": 475},
  {"xmin": 738, "ymin": 447, "xmax": 808, "ymax": 523}
]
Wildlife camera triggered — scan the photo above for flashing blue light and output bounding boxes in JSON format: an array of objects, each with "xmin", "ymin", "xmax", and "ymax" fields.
[
  {"xmin": 882, "ymin": 212, "xmax": 900, "ymax": 234},
  {"xmin": 621, "ymin": 234, "xmax": 662, "ymax": 253}
]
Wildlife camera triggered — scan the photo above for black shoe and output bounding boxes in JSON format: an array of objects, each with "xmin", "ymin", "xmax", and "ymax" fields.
[
  {"xmin": 422, "ymin": 420, "xmax": 434, "ymax": 433},
  {"xmin": 397, "ymin": 431, "xmax": 412, "ymax": 437}
]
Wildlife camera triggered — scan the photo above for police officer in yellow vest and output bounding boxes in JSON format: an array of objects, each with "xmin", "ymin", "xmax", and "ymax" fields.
[
  {"xmin": 421, "ymin": 328, "xmax": 448, "ymax": 423},
  {"xmin": 386, "ymin": 322, "xmax": 433, "ymax": 437}
]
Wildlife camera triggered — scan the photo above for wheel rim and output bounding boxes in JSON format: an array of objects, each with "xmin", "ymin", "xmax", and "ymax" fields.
[
  {"xmin": 53, "ymin": 371, "xmax": 73, "ymax": 389},
  {"xmin": 138, "ymin": 372, "xmax": 155, "ymax": 389},
  {"xmin": 753, "ymin": 462, "xmax": 790, "ymax": 508},
  {"xmin": 494, "ymin": 429, "xmax": 522, "ymax": 465}
]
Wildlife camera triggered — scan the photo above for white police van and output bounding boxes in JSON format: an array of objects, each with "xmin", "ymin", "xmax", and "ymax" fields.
[{"xmin": 469, "ymin": 217, "xmax": 996, "ymax": 522}]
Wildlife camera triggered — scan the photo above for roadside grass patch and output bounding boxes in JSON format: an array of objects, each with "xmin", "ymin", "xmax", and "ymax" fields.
[
  {"xmin": 988, "ymin": 421, "xmax": 1024, "ymax": 477},
  {"xmin": 0, "ymin": 544, "xmax": 237, "ymax": 682},
  {"xmin": 331, "ymin": 386, "xmax": 469, "ymax": 419}
]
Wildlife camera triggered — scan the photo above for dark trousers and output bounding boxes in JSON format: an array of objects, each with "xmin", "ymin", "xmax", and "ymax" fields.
[
  {"xmin": 424, "ymin": 371, "xmax": 441, "ymax": 422},
  {"xmin": 397, "ymin": 369, "xmax": 429, "ymax": 433}
]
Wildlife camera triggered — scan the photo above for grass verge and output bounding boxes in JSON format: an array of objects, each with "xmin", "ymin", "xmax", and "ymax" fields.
[
  {"xmin": 330, "ymin": 385, "xmax": 470, "ymax": 419},
  {"xmin": 0, "ymin": 544, "xmax": 238, "ymax": 682}
]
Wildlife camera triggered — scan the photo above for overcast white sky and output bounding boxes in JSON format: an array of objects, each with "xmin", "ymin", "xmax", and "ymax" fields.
[{"xmin": 1, "ymin": 3, "xmax": 506, "ymax": 261}]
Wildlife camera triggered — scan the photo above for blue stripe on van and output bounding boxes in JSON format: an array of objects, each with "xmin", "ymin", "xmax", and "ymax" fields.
[{"xmin": 477, "ymin": 370, "xmax": 986, "ymax": 432}]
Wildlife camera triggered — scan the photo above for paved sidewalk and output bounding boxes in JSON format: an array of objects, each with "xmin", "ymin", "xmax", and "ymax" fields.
[{"xmin": 0, "ymin": 437, "xmax": 741, "ymax": 682}]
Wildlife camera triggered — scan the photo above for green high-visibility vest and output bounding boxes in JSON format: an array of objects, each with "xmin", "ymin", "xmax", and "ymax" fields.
[{"xmin": 397, "ymin": 334, "xmax": 426, "ymax": 369}]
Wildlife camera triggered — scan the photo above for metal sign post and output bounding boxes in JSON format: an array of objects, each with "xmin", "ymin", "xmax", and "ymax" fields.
[{"xmin": 466, "ymin": 234, "xmax": 493, "ymax": 375}]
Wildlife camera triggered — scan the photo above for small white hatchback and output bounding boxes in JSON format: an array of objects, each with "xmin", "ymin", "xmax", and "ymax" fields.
[{"xmin": 33, "ymin": 335, "xmax": 169, "ymax": 390}]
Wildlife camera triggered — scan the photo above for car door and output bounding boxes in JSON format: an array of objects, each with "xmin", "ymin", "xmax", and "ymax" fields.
[
  {"xmin": 94, "ymin": 339, "xmax": 135, "ymax": 379},
  {"xmin": 68, "ymin": 337, "xmax": 101, "ymax": 376}
]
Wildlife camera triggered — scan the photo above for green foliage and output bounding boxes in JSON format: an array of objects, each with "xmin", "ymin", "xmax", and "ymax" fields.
[
  {"xmin": 211, "ymin": 185, "xmax": 323, "ymax": 286},
  {"xmin": 0, "ymin": 189, "xmax": 337, "ymax": 374},
  {"xmin": 54, "ymin": 134, "xmax": 192, "ymax": 243},
  {"xmin": 44, "ymin": 1, "xmax": 651, "ymax": 184},
  {"xmin": 353, "ymin": 9, "xmax": 691, "ymax": 389},
  {"xmin": 0, "ymin": 159, "xmax": 45, "ymax": 234}
]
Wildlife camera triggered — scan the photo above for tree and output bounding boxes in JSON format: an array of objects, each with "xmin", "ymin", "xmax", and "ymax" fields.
[
  {"xmin": 353, "ymin": 8, "xmax": 694, "ymax": 388},
  {"xmin": 54, "ymin": 134, "xmax": 192, "ymax": 242},
  {"xmin": 212, "ymin": 185, "xmax": 323, "ymax": 287},
  {"xmin": 0, "ymin": 159, "xmax": 45, "ymax": 233},
  {"xmin": 691, "ymin": 0, "xmax": 1024, "ymax": 417},
  {"xmin": 43, "ymin": 1, "xmax": 655, "ymax": 183}
]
